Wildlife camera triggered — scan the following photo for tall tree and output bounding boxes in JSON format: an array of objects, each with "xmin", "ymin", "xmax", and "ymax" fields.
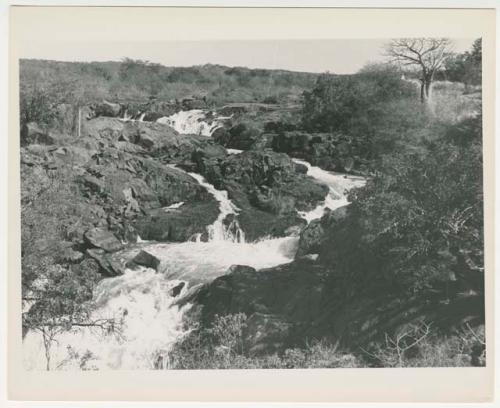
[{"xmin": 385, "ymin": 38, "xmax": 452, "ymax": 103}]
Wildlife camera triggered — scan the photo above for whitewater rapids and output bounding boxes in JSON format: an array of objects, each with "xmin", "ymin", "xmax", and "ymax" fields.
[
  {"xmin": 293, "ymin": 158, "xmax": 366, "ymax": 223},
  {"xmin": 157, "ymin": 109, "xmax": 225, "ymax": 136},
  {"xmin": 22, "ymin": 110, "xmax": 365, "ymax": 370},
  {"xmin": 23, "ymin": 161, "xmax": 298, "ymax": 370}
]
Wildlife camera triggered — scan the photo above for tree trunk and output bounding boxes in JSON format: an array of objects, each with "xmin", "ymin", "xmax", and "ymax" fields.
[
  {"xmin": 424, "ymin": 79, "xmax": 432, "ymax": 101},
  {"xmin": 419, "ymin": 70, "xmax": 434, "ymax": 104},
  {"xmin": 420, "ymin": 82, "xmax": 426, "ymax": 103},
  {"xmin": 42, "ymin": 329, "xmax": 51, "ymax": 371}
]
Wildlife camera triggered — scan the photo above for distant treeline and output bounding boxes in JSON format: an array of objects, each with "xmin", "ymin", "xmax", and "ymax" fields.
[{"xmin": 20, "ymin": 59, "xmax": 319, "ymax": 107}]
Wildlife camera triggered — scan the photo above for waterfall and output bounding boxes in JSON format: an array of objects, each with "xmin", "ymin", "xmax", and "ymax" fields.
[
  {"xmin": 188, "ymin": 172, "xmax": 245, "ymax": 243},
  {"xmin": 22, "ymin": 137, "xmax": 364, "ymax": 370},
  {"xmin": 22, "ymin": 168, "xmax": 300, "ymax": 370},
  {"xmin": 292, "ymin": 158, "xmax": 366, "ymax": 223},
  {"xmin": 23, "ymin": 270, "xmax": 192, "ymax": 370},
  {"xmin": 157, "ymin": 109, "xmax": 224, "ymax": 136}
]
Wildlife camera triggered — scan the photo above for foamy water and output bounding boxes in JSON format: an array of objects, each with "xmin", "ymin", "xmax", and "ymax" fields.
[
  {"xmin": 23, "ymin": 270, "xmax": 191, "ymax": 370},
  {"xmin": 23, "ymin": 112, "xmax": 364, "ymax": 370},
  {"xmin": 23, "ymin": 164, "xmax": 296, "ymax": 370},
  {"xmin": 293, "ymin": 158, "xmax": 366, "ymax": 223},
  {"xmin": 188, "ymin": 172, "xmax": 245, "ymax": 243},
  {"xmin": 157, "ymin": 110, "xmax": 224, "ymax": 136},
  {"xmin": 227, "ymin": 148, "xmax": 243, "ymax": 155}
]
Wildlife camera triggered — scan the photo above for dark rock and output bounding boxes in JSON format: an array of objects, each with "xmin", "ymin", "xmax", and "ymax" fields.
[
  {"xmin": 296, "ymin": 219, "xmax": 324, "ymax": 257},
  {"xmin": 299, "ymin": 206, "xmax": 349, "ymax": 258},
  {"xmin": 86, "ymin": 100, "xmax": 123, "ymax": 119},
  {"xmin": 190, "ymin": 261, "xmax": 329, "ymax": 352},
  {"xmin": 213, "ymin": 122, "xmax": 261, "ymax": 150},
  {"xmin": 270, "ymin": 131, "xmax": 361, "ymax": 173},
  {"xmin": 126, "ymin": 250, "xmax": 161, "ymax": 271},
  {"xmin": 170, "ymin": 282, "xmax": 186, "ymax": 297},
  {"xmin": 191, "ymin": 144, "xmax": 227, "ymax": 173},
  {"xmin": 86, "ymin": 248, "xmax": 124, "ymax": 277},
  {"xmin": 134, "ymin": 201, "xmax": 219, "ymax": 242},
  {"xmin": 250, "ymin": 133, "xmax": 275, "ymax": 150},
  {"xmin": 197, "ymin": 150, "xmax": 327, "ymax": 241},
  {"xmin": 21, "ymin": 122, "xmax": 57, "ymax": 146},
  {"xmin": 84, "ymin": 227, "xmax": 123, "ymax": 252}
]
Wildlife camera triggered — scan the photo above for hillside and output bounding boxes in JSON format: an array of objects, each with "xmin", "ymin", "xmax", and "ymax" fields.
[{"xmin": 20, "ymin": 59, "xmax": 319, "ymax": 108}]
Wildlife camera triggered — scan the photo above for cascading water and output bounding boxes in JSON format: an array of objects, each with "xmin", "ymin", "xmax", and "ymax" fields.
[
  {"xmin": 23, "ymin": 109, "xmax": 365, "ymax": 370},
  {"xmin": 157, "ymin": 109, "xmax": 224, "ymax": 136},
  {"xmin": 227, "ymin": 148, "xmax": 243, "ymax": 155},
  {"xmin": 23, "ymin": 165, "xmax": 297, "ymax": 370},
  {"xmin": 187, "ymin": 172, "xmax": 245, "ymax": 243},
  {"xmin": 293, "ymin": 158, "xmax": 366, "ymax": 223},
  {"xmin": 23, "ymin": 270, "xmax": 192, "ymax": 370}
]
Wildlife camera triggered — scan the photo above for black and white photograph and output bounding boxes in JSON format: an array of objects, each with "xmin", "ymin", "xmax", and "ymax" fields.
[{"xmin": 17, "ymin": 33, "xmax": 488, "ymax": 373}]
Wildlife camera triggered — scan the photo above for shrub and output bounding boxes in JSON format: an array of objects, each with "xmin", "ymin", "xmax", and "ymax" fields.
[
  {"xmin": 168, "ymin": 314, "xmax": 362, "ymax": 369},
  {"xmin": 320, "ymin": 114, "xmax": 483, "ymax": 298},
  {"xmin": 361, "ymin": 322, "xmax": 485, "ymax": 367}
]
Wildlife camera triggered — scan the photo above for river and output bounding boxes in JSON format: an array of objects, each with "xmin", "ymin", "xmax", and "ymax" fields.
[{"xmin": 23, "ymin": 110, "xmax": 364, "ymax": 370}]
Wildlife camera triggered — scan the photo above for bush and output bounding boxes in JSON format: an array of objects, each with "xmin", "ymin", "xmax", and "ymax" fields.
[
  {"xmin": 301, "ymin": 69, "xmax": 426, "ymax": 167},
  {"xmin": 168, "ymin": 313, "xmax": 362, "ymax": 369},
  {"xmin": 302, "ymin": 70, "xmax": 416, "ymax": 132},
  {"xmin": 320, "ymin": 114, "xmax": 483, "ymax": 297},
  {"xmin": 361, "ymin": 322, "xmax": 485, "ymax": 367}
]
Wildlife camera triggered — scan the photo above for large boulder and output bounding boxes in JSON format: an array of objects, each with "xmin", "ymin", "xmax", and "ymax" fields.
[
  {"xmin": 296, "ymin": 219, "xmax": 324, "ymax": 258},
  {"xmin": 86, "ymin": 248, "xmax": 124, "ymax": 277},
  {"xmin": 126, "ymin": 250, "xmax": 161, "ymax": 271},
  {"xmin": 84, "ymin": 227, "xmax": 123, "ymax": 252},
  {"xmin": 298, "ymin": 206, "xmax": 349, "ymax": 258},
  {"xmin": 134, "ymin": 201, "xmax": 219, "ymax": 242},
  {"xmin": 198, "ymin": 150, "xmax": 328, "ymax": 241},
  {"xmin": 212, "ymin": 122, "xmax": 261, "ymax": 150},
  {"xmin": 86, "ymin": 100, "xmax": 123, "ymax": 119},
  {"xmin": 21, "ymin": 122, "xmax": 59, "ymax": 146},
  {"xmin": 188, "ymin": 261, "xmax": 330, "ymax": 353}
]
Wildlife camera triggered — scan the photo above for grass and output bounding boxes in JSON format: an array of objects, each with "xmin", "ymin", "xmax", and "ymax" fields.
[{"xmin": 430, "ymin": 81, "xmax": 481, "ymax": 124}]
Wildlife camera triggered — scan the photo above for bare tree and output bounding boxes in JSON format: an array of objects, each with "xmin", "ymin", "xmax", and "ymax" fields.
[{"xmin": 385, "ymin": 38, "xmax": 452, "ymax": 103}]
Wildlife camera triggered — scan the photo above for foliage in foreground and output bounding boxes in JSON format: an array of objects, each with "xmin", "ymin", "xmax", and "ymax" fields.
[
  {"xmin": 166, "ymin": 314, "xmax": 485, "ymax": 369},
  {"xmin": 319, "ymin": 113, "xmax": 483, "ymax": 300}
]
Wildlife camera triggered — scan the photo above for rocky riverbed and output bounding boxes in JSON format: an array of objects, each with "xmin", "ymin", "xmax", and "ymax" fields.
[{"xmin": 22, "ymin": 100, "xmax": 375, "ymax": 369}]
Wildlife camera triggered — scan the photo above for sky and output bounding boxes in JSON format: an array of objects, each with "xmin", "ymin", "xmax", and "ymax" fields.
[{"xmin": 25, "ymin": 39, "xmax": 476, "ymax": 74}]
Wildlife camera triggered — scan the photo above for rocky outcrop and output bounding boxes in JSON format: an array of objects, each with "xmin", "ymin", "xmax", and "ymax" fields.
[
  {"xmin": 134, "ymin": 201, "xmax": 218, "ymax": 242},
  {"xmin": 82, "ymin": 117, "xmax": 219, "ymax": 163},
  {"xmin": 187, "ymin": 260, "xmax": 330, "ymax": 354},
  {"xmin": 196, "ymin": 149, "xmax": 327, "ymax": 240},
  {"xmin": 212, "ymin": 122, "xmax": 261, "ymax": 150},
  {"xmin": 270, "ymin": 131, "xmax": 367, "ymax": 173},
  {"xmin": 126, "ymin": 250, "xmax": 161, "ymax": 271},
  {"xmin": 296, "ymin": 206, "xmax": 349, "ymax": 258},
  {"xmin": 20, "ymin": 115, "xmax": 224, "ymax": 277},
  {"xmin": 86, "ymin": 100, "xmax": 124, "ymax": 119},
  {"xmin": 212, "ymin": 125, "xmax": 367, "ymax": 173},
  {"xmin": 84, "ymin": 227, "xmax": 123, "ymax": 252},
  {"xmin": 86, "ymin": 248, "xmax": 124, "ymax": 277}
]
